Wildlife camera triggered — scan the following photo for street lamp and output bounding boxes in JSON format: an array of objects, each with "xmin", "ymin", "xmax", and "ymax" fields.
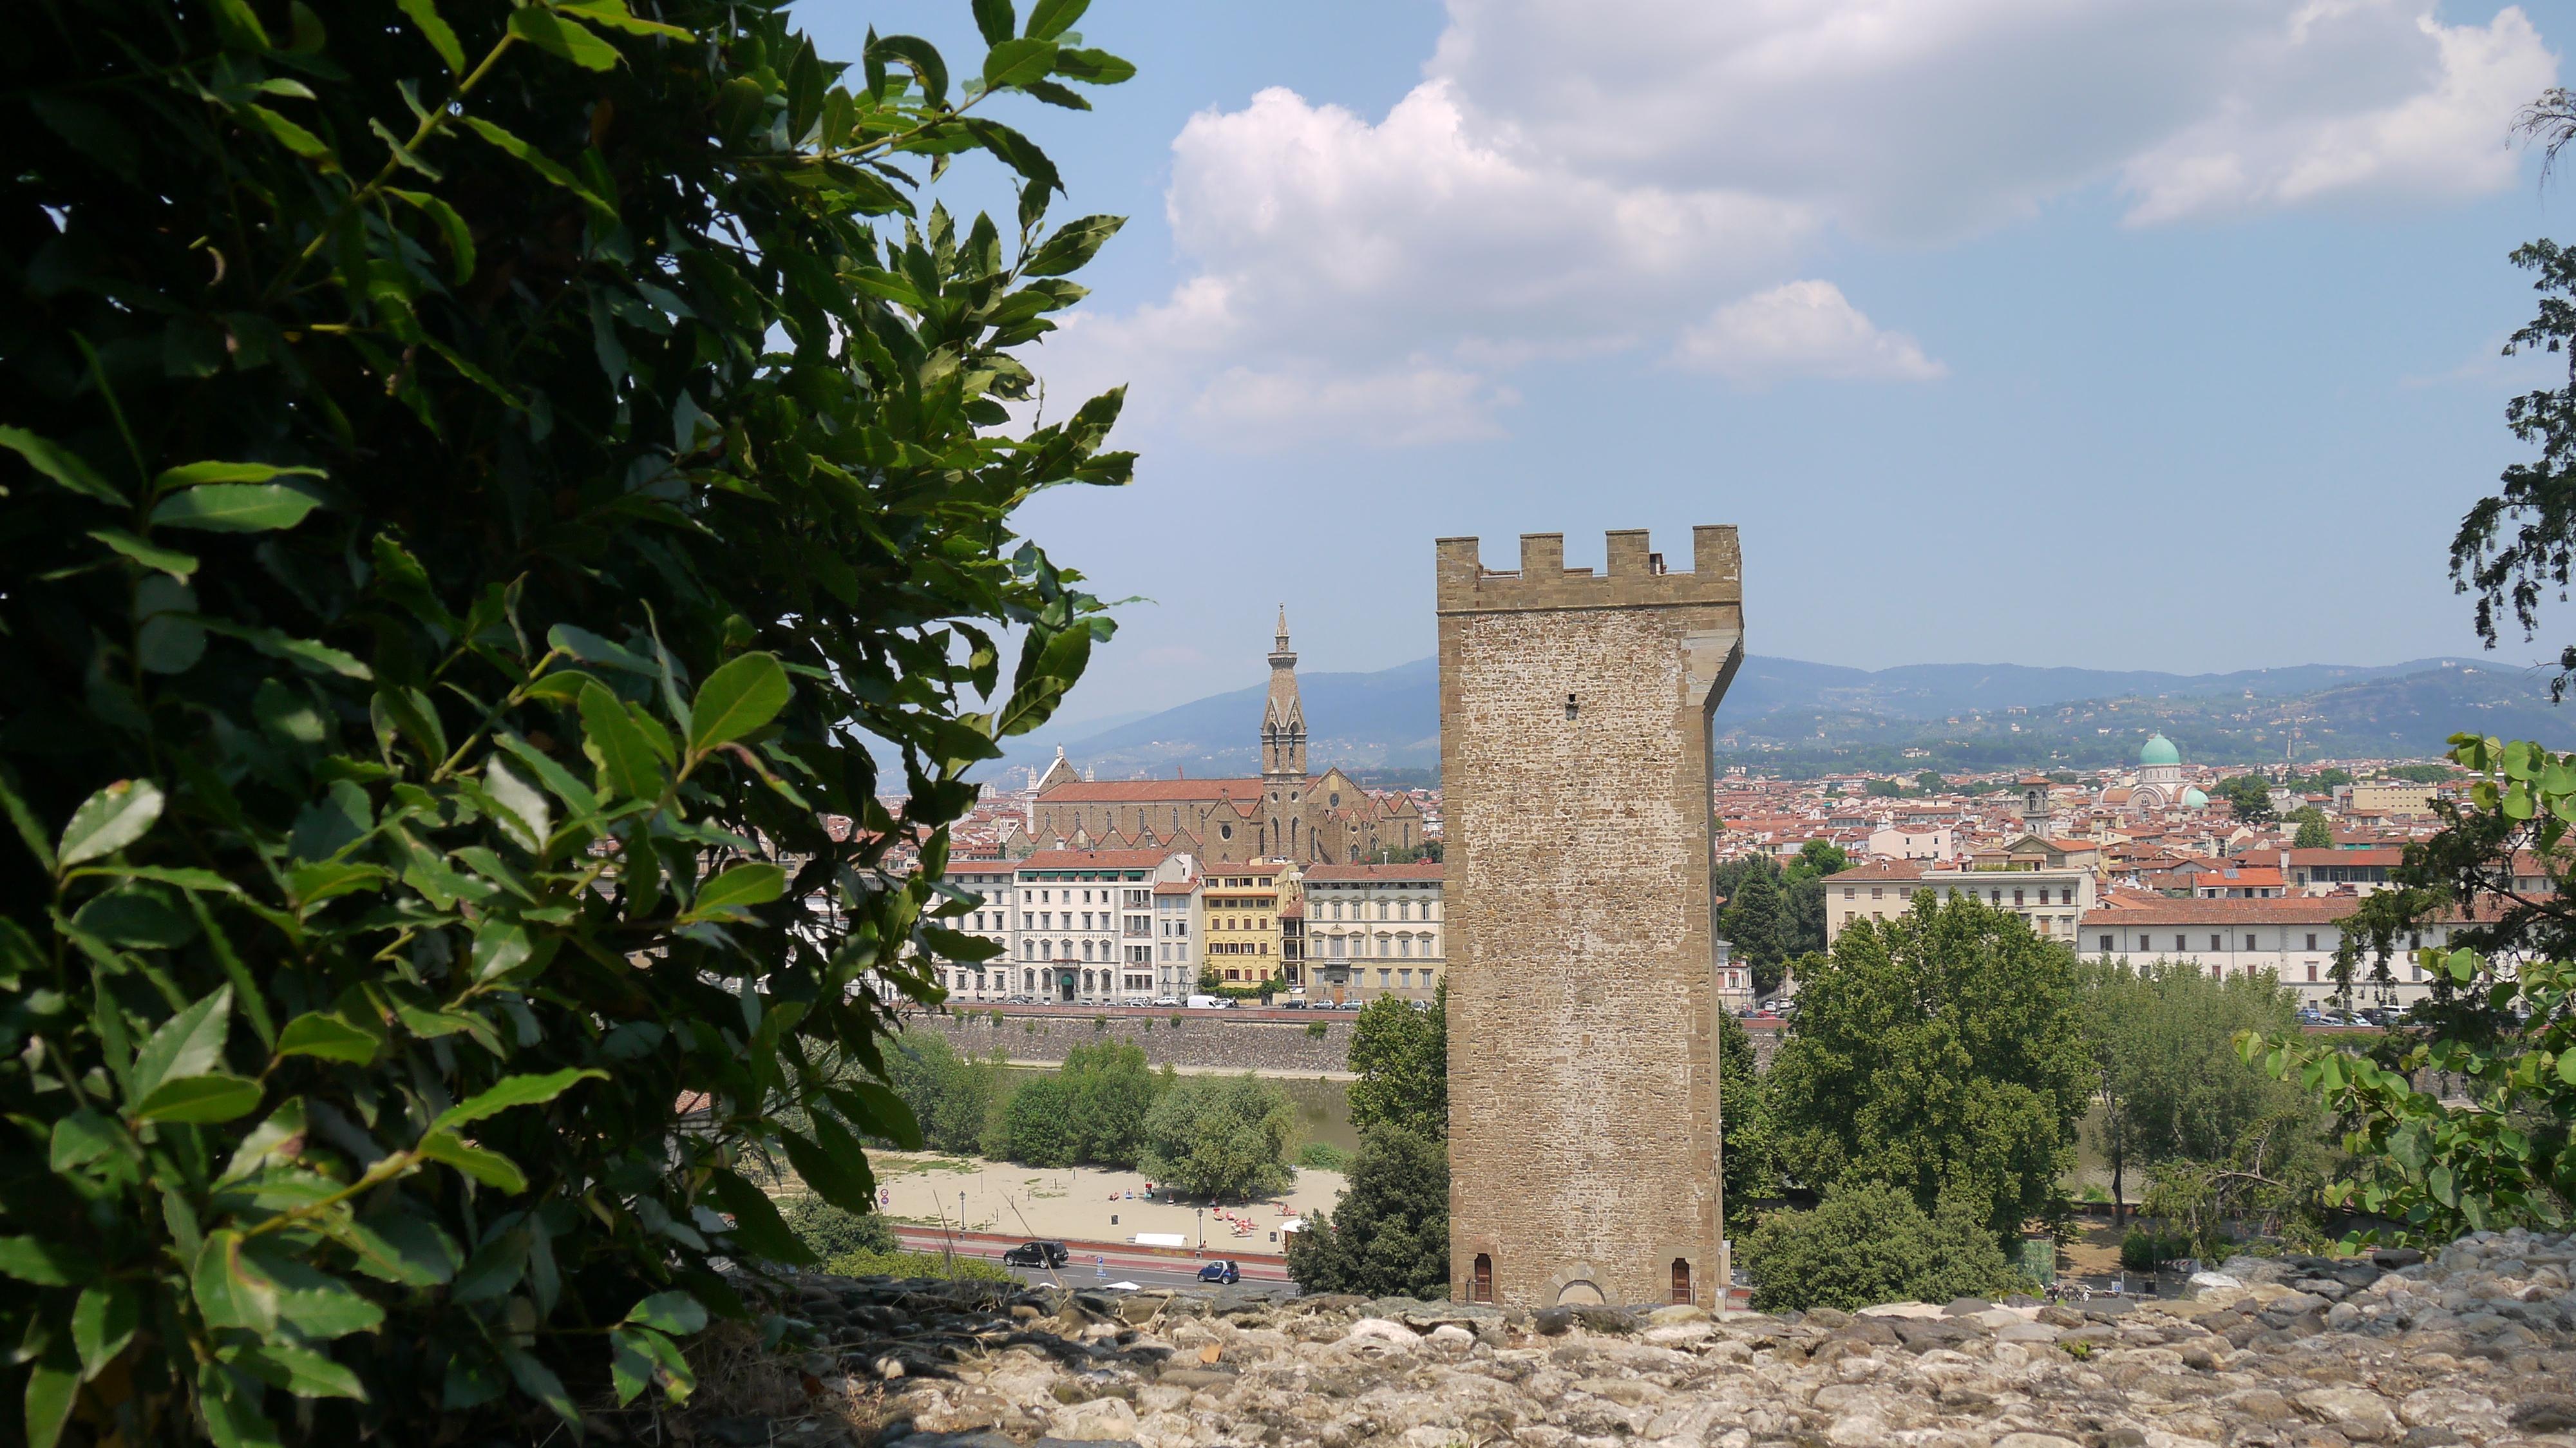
[{"xmin": 1197, "ymin": 1207, "xmax": 1205, "ymax": 1252}]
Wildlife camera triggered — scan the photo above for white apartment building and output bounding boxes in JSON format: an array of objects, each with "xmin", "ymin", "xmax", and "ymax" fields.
[
  {"xmin": 1824, "ymin": 860, "xmax": 2096, "ymax": 948},
  {"xmin": 1152, "ymin": 875, "xmax": 1201, "ymax": 1000},
  {"xmin": 934, "ymin": 859, "xmax": 1017, "ymax": 1002},
  {"xmin": 925, "ymin": 848, "xmax": 1197, "ymax": 1006},
  {"xmin": 1300, "ymin": 862, "xmax": 1444, "ymax": 1003},
  {"xmin": 2076, "ymin": 895, "xmax": 2460, "ymax": 1006},
  {"xmin": 1866, "ymin": 823, "xmax": 1957, "ymax": 863}
]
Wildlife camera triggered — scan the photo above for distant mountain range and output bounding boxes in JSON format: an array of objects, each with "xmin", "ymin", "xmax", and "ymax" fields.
[{"xmin": 989, "ymin": 654, "xmax": 2573, "ymax": 782}]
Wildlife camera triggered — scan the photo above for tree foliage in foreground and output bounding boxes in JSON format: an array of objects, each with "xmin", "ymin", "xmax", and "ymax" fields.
[
  {"xmin": 0, "ymin": 2, "xmax": 1133, "ymax": 1443},
  {"xmin": 1284, "ymin": 1125, "xmax": 1448, "ymax": 1299},
  {"xmin": 1766, "ymin": 896, "xmax": 2091, "ymax": 1243},
  {"xmin": 1741, "ymin": 1182, "xmax": 2030, "ymax": 1313}
]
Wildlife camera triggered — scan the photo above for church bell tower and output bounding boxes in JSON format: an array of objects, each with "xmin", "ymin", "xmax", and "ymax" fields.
[{"xmin": 1261, "ymin": 607, "xmax": 1307, "ymax": 856}]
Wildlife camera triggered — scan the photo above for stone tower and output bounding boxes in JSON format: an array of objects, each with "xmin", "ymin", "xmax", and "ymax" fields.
[
  {"xmin": 1439, "ymin": 528, "xmax": 1744, "ymax": 1309},
  {"xmin": 1262, "ymin": 607, "xmax": 1307, "ymax": 857}
]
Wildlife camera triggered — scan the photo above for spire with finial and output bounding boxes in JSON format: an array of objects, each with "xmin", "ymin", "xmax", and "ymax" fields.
[{"xmin": 1261, "ymin": 605, "xmax": 1306, "ymax": 783}]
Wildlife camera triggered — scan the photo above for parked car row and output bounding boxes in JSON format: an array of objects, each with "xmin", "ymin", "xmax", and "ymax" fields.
[{"xmin": 2296, "ymin": 1004, "xmax": 2405, "ymax": 1027}]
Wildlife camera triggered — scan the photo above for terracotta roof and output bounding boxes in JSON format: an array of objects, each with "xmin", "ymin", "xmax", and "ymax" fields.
[
  {"xmin": 1153, "ymin": 879, "xmax": 1198, "ymax": 895},
  {"xmin": 1305, "ymin": 863, "xmax": 1445, "ymax": 882},
  {"xmin": 1037, "ymin": 778, "xmax": 1269, "ymax": 802},
  {"xmin": 1017, "ymin": 849, "xmax": 1171, "ymax": 870},
  {"xmin": 2078, "ymin": 896, "xmax": 2364, "ymax": 927},
  {"xmin": 1826, "ymin": 861, "xmax": 1931, "ymax": 882}
]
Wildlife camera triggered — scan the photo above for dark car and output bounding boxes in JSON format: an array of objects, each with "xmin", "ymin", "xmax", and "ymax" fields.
[
  {"xmin": 1003, "ymin": 1240, "xmax": 1070, "ymax": 1269},
  {"xmin": 1197, "ymin": 1259, "xmax": 1240, "ymax": 1284}
]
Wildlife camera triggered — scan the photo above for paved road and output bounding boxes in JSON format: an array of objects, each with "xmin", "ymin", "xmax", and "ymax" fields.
[{"xmin": 891, "ymin": 1226, "xmax": 1293, "ymax": 1289}]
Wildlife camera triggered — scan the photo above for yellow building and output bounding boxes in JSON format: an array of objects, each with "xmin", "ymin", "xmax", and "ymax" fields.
[{"xmin": 1200, "ymin": 862, "xmax": 1301, "ymax": 984}]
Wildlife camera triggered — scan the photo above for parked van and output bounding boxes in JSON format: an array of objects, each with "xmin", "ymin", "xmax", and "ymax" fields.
[{"xmin": 1185, "ymin": 995, "xmax": 1223, "ymax": 1009}]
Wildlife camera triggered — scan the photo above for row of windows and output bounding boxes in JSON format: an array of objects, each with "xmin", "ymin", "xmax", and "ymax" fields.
[
  {"xmin": 1318, "ymin": 899, "xmax": 1432, "ymax": 921},
  {"xmin": 1318, "ymin": 933, "xmax": 1434, "ymax": 958},
  {"xmin": 1850, "ymin": 883, "xmax": 2076, "ymax": 906}
]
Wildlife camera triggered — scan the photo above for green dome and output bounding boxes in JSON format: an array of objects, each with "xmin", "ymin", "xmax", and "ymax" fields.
[
  {"xmin": 2181, "ymin": 786, "xmax": 2210, "ymax": 807},
  {"xmin": 2140, "ymin": 733, "xmax": 2181, "ymax": 767}
]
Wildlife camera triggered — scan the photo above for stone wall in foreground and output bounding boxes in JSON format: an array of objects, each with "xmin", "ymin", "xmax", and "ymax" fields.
[
  {"xmin": 909, "ymin": 1010, "xmax": 1352, "ymax": 1076},
  {"xmin": 679, "ymin": 1226, "xmax": 2576, "ymax": 1448}
]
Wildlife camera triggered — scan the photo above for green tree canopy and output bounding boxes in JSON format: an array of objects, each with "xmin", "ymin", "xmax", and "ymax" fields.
[
  {"xmin": 2291, "ymin": 814, "xmax": 2334, "ymax": 850},
  {"xmin": 2075, "ymin": 959, "xmax": 2303, "ymax": 1216},
  {"xmin": 0, "ymin": 2, "xmax": 1133, "ymax": 1442},
  {"xmin": 1741, "ymin": 1181, "xmax": 2029, "ymax": 1313},
  {"xmin": 1766, "ymin": 895, "xmax": 2092, "ymax": 1241},
  {"xmin": 1140, "ymin": 1074, "xmax": 1294, "ymax": 1201},
  {"xmin": 996, "ymin": 1074, "xmax": 1081, "ymax": 1168},
  {"xmin": 2218, "ymin": 775, "xmax": 2277, "ymax": 825},
  {"xmin": 1061, "ymin": 1040, "xmax": 1168, "ymax": 1168},
  {"xmin": 883, "ymin": 1033, "xmax": 1009, "ymax": 1156},
  {"xmin": 1719, "ymin": 1007, "xmax": 1777, "ymax": 1219},
  {"xmin": 1283, "ymin": 1125, "xmax": 1448, "ymax": 1298},
  {"xmin": 1718, "ymin": 855, "xmax": 1795, "ymax": 995},
  {"xmin": 1346, "ymin": 983, "xmax": 1446, "ymax": 1139}
]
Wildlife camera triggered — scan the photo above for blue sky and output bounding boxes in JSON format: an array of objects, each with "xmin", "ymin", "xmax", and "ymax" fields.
[{"xmin": 804, "ymin": 1, "xmax": 2576, "ymax": 730}]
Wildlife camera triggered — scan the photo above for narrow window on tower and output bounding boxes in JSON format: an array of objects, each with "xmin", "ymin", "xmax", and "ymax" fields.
[{"xmin": 1564, "ymin": 693, "xmax": 1578, "ymax": 720}]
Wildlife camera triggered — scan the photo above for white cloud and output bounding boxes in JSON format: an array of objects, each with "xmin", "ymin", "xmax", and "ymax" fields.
[
  {"xmin": 1674, "ymin": 281, "xmax": 1947, "ymax": 386},
  {"xmin": 1056, "ymin": 1, "xmax": 2557, "ymax": 448}
]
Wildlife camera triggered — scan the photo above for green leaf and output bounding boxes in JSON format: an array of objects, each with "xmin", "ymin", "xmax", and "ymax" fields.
[
  {"xmin": 228, "ymin": 1341, "xmax": 367, "ymax": 1401},
  {"xmin": 688, "ymin": 652, "xmax": 791, "ymax": 752},
  {"xmin": 395, "ymin": 0, "xmax": 466, "ymax": 71},
  {"xmin": 508, "ymin": 8, "xmax": 620, "ymax": 70},
  {"xmin": 1, "ymin": 426, "xmax": 124, "ymax": 502},
  {"xmin": 623, "ymin": 1289, "xmax": 708, "ymax": 1335},
  {"xmin": 72, "ymin": 1284, "xmax": 142, "ymax": 1379},
  {"xmin": 463, "ymin": 117, "xmax": 617, "ymax": 220},
  {"xmin": 779, "ymin": 1122, "xmax": 878, "ymax": 1215},
  {"xmin": 276, "ymin": 1011, "xmax": 381, "ymax": 1065},
  {"xmin": 344, "ymin": 1208, "xmax": 462, "ymax": 1286},
  {"xmin": 0, "ymin": 1235, "xmax": 87, "ymax": 1286},
  {"xmin": 548, "ymin": 623, "xmax": 656, "ymax": 673},
  {"xmin": 1022, "ymin": 214, "xmax": 1123, "ymax": 277},
  {"xmin": 219, "ymin": 1099, "xmax": 311, "ymax": 1184},
  {"xmin": 972, "ymin": 0, "xmax": 1015, "ymax": 44},
  {"xmin": 135, "ymin": 1072, "xmax": 263, "ymax": 1123},
  {"xmin": 982, "ymin": 36, "xmax": 1056, "ymax": 90},
  {"xmin": 2429, "ymin": 1163, "xmax": 2459, "ymax": 1208},
  {"xmin": 88, "ymin": 528, "xmax": 200, "ymax": 579},
  {"xmin": 1049, "ymin": 46, "xmax": 1135, "ymax": 84},
  {"xmin": 193, "ymin": 1231, "xmax": 278, "ymax": 1333},
  {"xmin": 611, "ymin": 1326, "xmax": 658, "ymax": 1405},
  {"xmin": 418, "ymin": 1130, "xmax": 529, "ymax": 1193},
  {"xmin": 556, "ymin": 0, "xmax": 692, "ymax": 39},
  {"xmin": 484, "ymin": 757, "xmax": 553, "ymax": 852},
  {"xmin": 154, "ymin": 460, "xmax": 327, "ymax": 490},
  {"xmin": 1025, "ymin": 0, "xmax": 1088, "ymax": 40},
  {"xmin": 430, "ymin": 1067, "xmax": 606, "ymax": 1133},
  {"xmin": 198, "ymin": 1362, "xmax": 285, "ymax": 1448},
  {"xmin": 507, "ymin": 1348, "xmax": 580, "ymax": 1426},
  {"xmin": 389, "ymin": 187, "xmax": 476, "ymax": 285},
  {"xmin": 26, "ymin": 1360, "xmax": 79, "ymax": 1448},
  {"xmin": 831, "ymin": 1078, "xmax": 923, "ymax": 1151},
  {"xmin": 704, "ymin": 1170, "xmax": 820, "ymax": 1265},
  {"xmin": 150, "ymin": 482, "xmax": 321, "ymax": 533},
  {"xmin": 245, "ymin": 103, "xmax": 334, "ymax": 161},
  {"xmin": 57, "ymin": 777, "xmax": 165, "ymax": 867},
  {"xmin": 130, "ymin": 984, "xmax": 233, "ymax": 1101},
  {"xmin": 688, "ymin": 862, "xmax": 785, "ymax": 920},
  {"xmin": 451, "ymin": 1228, "xmax": 530, "ymax": 1302},
  {"xmin": 578, "ymin": 681, "xmax": 664, "ymax": 801}
]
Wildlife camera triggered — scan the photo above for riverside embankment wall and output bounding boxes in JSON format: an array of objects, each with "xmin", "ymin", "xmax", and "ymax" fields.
[{"xmin": 913, "ymin": 1009, "xmax": 1356, "ymax": 1076}]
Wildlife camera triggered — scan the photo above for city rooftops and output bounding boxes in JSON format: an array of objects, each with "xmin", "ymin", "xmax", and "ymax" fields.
[{"xmin": 1304, "ymin": 863, "xmax": 1446, "ymax": 882}]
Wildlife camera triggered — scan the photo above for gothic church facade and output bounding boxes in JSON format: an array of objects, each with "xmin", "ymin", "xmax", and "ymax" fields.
[{"xmin": 1028, "ymin": 611, "xmax": 1423, "ymax": 867}]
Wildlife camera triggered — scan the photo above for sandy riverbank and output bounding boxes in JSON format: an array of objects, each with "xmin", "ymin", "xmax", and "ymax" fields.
[{"xmin": 863, "ymin": 1152, "xmax": 1347, "ymax": 1252}]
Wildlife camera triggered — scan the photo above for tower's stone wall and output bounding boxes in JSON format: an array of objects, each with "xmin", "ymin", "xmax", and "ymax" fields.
[{"xmin": 1439, "ymin": 526, "xmax": 1743, "ymax": 1309}]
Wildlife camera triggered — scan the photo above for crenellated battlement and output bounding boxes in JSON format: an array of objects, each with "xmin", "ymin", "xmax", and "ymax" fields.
[{"xmin": 1435, "ymin": 527, "xmax": 1741, "ymax": 614}]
